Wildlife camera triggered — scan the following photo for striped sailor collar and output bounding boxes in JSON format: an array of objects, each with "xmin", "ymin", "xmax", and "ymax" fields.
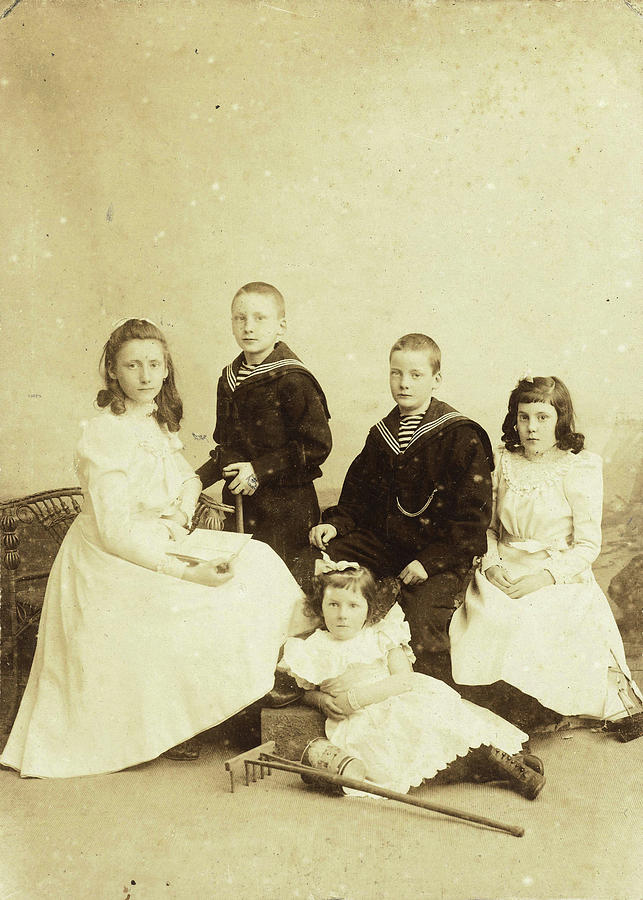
[
  {"xmin": 224, "ymin": 342, "xmax": 311, "ymax": 393},
  {"xmin": 373, "ymin": 399, "xmax": 468, "ymax": 456}
]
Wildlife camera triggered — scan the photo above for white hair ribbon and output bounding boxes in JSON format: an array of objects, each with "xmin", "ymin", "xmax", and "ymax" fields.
[
  {"xmin": 111, "ymin": 317, "xmax": 160, "ymax": 330},
  {"xmin": 314, "ymin": 551, "xmax": 361, "ymax": 576}
]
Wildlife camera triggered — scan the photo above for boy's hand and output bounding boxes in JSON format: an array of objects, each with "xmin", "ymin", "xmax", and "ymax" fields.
[
  {"xmin": 223, "ymin": 462, "xmax": 259, "ymax": 495},
  {"xmin": 309, "ymin": 523, "xmax": 338, "ymax": 549},
  {"xmin": 398, "ymin": 560, "xmax": 428, "ymax": 586}
]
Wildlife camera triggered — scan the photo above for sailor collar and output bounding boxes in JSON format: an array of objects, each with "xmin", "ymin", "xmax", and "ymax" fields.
[
  {"xmin": 224, "ymin": 343, "xmax": 311, "ymax": 393},
  {"xmin": 373, "ymin": 401, "xmax": 468, "ymax": 456}
]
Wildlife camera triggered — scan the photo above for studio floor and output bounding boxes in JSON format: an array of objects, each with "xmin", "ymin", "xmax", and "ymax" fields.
[
  {"xmin": 1, "ymin": 715, "xmax": 641, "ymax": 900},
  {"xmin": 1, "ymin": 525, "xmax": 640, "ymax": 900}
]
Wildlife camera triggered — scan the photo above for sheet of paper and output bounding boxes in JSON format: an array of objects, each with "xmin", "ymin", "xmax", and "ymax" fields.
[{"xmin": 167, "ymin": 529, "xmax": 253, "ymax": 563}]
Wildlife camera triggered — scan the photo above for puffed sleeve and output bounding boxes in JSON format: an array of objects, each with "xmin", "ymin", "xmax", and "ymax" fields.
[
  {"xmin": 77, "ymin": 416, "xmax": 187, "ymax": 578},
  {"xmin": 166, "ymin": 432, "xmax": 202, "ymax": 525},
  {"xmin": 480, "ymin": 448, "xmax": 504, "ymax": 572},
  {"xmin": 375, "ymin": 603, "xmax": 416, "ymax": 663},
  {"xmin": 278, "ymin": 634, "xmax": 325, "ymax": 688},
  {"xmin": 544, "ymin": 451, "xmax": 603, "ymax": 584}
]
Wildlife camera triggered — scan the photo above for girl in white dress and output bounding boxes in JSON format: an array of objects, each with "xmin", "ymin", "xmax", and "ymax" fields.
[
  {"xmin": 279, "ymin": 562, "xmax": 546, "ymax": 799},
  {"xmin": 0, "ymin": 319, "xmax": 304, "ymax": 778},
  {"xmin": 449, "ymin": 376, "xmax": 642, "ymax": 740}
]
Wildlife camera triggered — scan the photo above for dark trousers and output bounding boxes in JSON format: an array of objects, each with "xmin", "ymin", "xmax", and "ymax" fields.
[
  {"xmin": 291, "ymin": 529, "xmax": 466, "ymax": 686},
  {"xmin": 223, "ymin": 482, "xmax": 320, "ymax": 569},
  {"xmin": 456, "ymin": 681, "xmax": 561, "ymax": 733}
]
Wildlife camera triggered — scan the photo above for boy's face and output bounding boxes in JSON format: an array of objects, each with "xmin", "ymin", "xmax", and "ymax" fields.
[
  {"xmin": 389, "ymin": 349, "xmax": 441, "ymax": 416},
  {"xmin": 231, "ymin": 293, "xmax": 286, "ymax": 365}
]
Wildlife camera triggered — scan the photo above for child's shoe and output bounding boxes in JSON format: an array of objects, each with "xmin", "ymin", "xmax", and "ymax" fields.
[
  {"xmin": 483, "ymin": 746, "xmax": 546, "ymax": 800},
  {"xmin": 521, "ymin": 752, "xmax": 545, "ymax": 775},
  {"xmin": 605, "ymin": 711, "xmax": 643, "ymax": 743},
  {"xmin": 262, "ymin": 670, "xmax": 304, "ymax": 708},
  {"xmin": 162, "ymin": 738, "xmax": 201, "ymax": 760}
]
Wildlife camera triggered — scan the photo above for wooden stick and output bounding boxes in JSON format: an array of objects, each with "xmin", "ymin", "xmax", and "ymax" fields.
[
  {"xmin": 235, "ymin": 494, "xmax": 244, "ymax": 533},
  {"xmin": 250, "ymin": 757, "xmax": 524, "ymax": 838}
]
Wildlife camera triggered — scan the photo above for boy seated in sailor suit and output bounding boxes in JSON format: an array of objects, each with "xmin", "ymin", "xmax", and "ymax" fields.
[
  {"xmin": 306, "ymin": 333, "xmax": 494, "ymax": 684},
  {"xmin": 196, "ymin": 282, "xmax": 332, "ymax": 569}
]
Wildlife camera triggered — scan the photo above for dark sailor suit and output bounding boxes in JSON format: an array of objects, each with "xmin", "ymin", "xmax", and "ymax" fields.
[
  {"xmin": 319, "ymin": 398, "xmax": 493, "ymax": 682},
  {"xmin": 196, "ymin": 341, "xmax": 332, "ymax": 566}
]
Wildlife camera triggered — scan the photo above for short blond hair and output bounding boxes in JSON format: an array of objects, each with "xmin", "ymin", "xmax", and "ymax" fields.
[
  {"xmin": 232, "ymin": 282, "xmax": 285, "ymax": 318},
  {"xmin": 390, "ymin": 333, "xmax": 441, "ymax": 374}
]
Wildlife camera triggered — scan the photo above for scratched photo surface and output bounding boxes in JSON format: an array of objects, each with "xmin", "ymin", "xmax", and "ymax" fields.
[{"xmin": 1, "ymin": 1, "xmax": 641, "ymax": 898}]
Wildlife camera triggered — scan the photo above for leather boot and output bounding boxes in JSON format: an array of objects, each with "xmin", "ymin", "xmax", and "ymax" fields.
[
  {"xmin": 481, "ymin": 746, "xmax": 546, "ymax": 800},
  {"xmin": 262, "ymin": 670, "xmax": 304, "ymax": 708}
]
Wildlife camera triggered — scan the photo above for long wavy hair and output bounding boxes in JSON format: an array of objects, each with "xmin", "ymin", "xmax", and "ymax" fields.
[
  {"xmin": 96, "ymin": 319, "xmax": 183, "ymax": 432},
  {"xmin": 501, "ymin": 376, "xmax": 584, "ymax": 454},
  {"xmin": 306, "ymin": 567, "xmax": 400, "ymax": 628}
]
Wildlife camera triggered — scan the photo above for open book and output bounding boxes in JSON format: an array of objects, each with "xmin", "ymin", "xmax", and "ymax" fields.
[{"xmin": 167, "ymin": 529, "xmax": 253, "ymax": 565}]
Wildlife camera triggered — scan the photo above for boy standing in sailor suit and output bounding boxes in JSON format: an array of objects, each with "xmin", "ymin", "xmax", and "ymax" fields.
[
  {"xmin": 197, "ymin": 282, "xmax": 332, "ymax": 568},
  {"xmin": 308, "ymin": 333, "xmax": 493, "ymax": 683}
]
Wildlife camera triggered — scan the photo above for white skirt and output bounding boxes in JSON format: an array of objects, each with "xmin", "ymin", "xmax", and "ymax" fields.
[
  {"xmin": 0, "ymin": 522, "xmax": 305, "ymax": 778},
  {"xmin": 327, "ymin": 673, "xmax": 528, "ymax": 794},
  {"xmin": 450, "ymin": 544, "xmax": 639, "ymax": 719}
]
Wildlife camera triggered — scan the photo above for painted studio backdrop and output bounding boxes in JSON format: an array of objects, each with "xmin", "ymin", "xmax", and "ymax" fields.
[{"xmin": 1, "ymin": 0, "xmax": 640, "ymax": 525}]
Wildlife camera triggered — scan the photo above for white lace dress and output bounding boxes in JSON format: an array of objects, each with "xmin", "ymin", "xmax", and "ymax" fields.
[
  {"xmin": 450, "ymin": 447, "xmax": 640, "ymax": 719},
  {"xmin": 280, "ymin": 604, "xmax": 527, "ymax": 794},
  {"xmin": 0, "ymin": 406, "xmax": 304, "ymax": 778}
]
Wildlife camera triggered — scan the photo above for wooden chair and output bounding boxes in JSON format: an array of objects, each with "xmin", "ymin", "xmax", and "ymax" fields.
[{"xmin": 0, "ymin": 488, "xmax": 238, "ymax": 731}]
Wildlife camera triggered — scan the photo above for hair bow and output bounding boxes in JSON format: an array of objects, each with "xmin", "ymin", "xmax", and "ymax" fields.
[
  {"xmin": 314, "ymin": 551, "xmax": 361, "ymax": 576},
  {"xmin": 111, "ymin": 317, "xmax": 160, "ymax": 330},
  {"xmin": 518, "ymin": 367, "xmax": 534, "ymax": 383}
]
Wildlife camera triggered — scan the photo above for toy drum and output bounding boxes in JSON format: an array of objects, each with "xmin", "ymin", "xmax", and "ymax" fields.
[{"xmin": 300, "ymin": 738, "xmax": 366, "ymax": 793}]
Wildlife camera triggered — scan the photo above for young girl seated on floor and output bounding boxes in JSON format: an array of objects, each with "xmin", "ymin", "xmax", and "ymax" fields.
[
  {"xmin": 279, "ymin": 561, "xmax": 545, "ymax": 799},
  {"xmin": 449, "ymin": 375, "xmax": 642, "ymax": 740}
]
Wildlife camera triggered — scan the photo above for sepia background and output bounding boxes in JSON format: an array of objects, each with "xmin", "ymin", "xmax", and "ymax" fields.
[
  {"xmin": 0, "ymin": 0, "xmax": 640, "ymax": 511},
  {"xmin": 1, "ymin": 3, "xmax": 642, "ymax": 899}
]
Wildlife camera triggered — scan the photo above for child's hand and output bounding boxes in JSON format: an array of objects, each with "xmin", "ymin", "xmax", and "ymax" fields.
[
  {"xmin": 398, "ymin": 560, "xmax": 428, "ymax": 586},
  {"xmin": 184, "ymin": 559, "xmax": 235, "ymax": 587},
  {"xmin": 318, "ymin": 692, "xmax": 348, "ymax": 719},
  {"xmin": 161, "ymin": 519, "xmax": 189, "ymax": 542},
  {"xmin": 309, "ymin": 523, "xmax": 337, "ymax": 549},
  {"xmin": 223, "ymin": 462, "xmax": 259, "ymax": 495},
  {"xmin": 320, "ymin": 665, "xmax": 365, "ymax": 695},
  {"xmin": 485, "ymin": 565, "xmax": 515, "ymax": 593},
  {"xmin": 162, "ymin": 509, "xmax": 190, "ymax": 527},
  {"xmin": 329, "ymin": 691, "xmax": 356, "ymax": 717},
  {"xmin": 503, "ymin": 570, "xmax": 555, "ymax": 599}
]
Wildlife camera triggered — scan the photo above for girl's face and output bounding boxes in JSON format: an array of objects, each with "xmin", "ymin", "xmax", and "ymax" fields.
[
  {"xmin": 516, "ymin": 401, "xmax": 558, "ymax": 459},
  {"xmin": 109, "ymin": 339, "xmax": 168, "ymax": 406},
  {"xmin": 322, "ymin": 586, "xmax": 369, "ymax": 641}
]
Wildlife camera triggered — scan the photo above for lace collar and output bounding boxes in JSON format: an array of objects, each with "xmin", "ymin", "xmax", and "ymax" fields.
[
  {"xmin": 501, "ymin": 446, "xmax": 573, "ymax": 494},
  {"xmin": 123, "ymin": 399, "xmax": 157, "ymax": 419},
  {"xmin": 119, "ymin": 402, "xmax": 179, "ymax": 458}
]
